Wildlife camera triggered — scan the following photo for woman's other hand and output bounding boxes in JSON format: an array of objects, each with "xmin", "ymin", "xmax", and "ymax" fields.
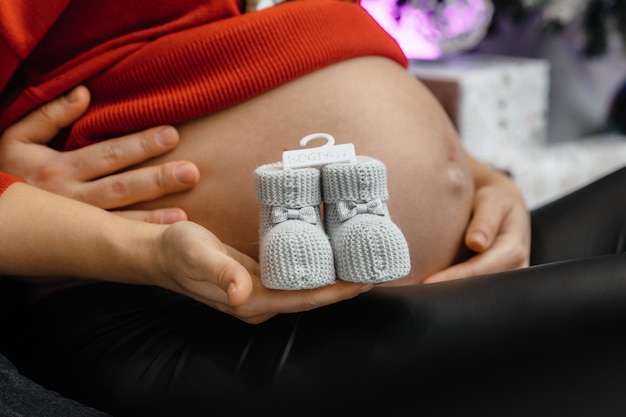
[
  {"xmin": 422, "ymin": 155, "xmax": 531, "ymax": 284},
  {"xmin": 0, "ymin": 85, "xmax": 200, "ymax": 224}
]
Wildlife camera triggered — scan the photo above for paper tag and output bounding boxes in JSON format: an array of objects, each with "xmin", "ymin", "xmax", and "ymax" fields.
[{"xmin": 282, "ymin": 133, "xmax": 357, "ymax": 169}]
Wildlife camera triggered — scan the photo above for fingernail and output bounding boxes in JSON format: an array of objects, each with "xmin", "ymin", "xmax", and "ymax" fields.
[
  {"xmin": 162, "ymin": 210, "xmax": 186, "ymax": 224},
  {"xmin": 227, "ymin": 283, "xmax": 237, "ymax": 300},
  {"xmin": 156, "ymin": 126, "xmax": 178, "ymax": 147},
  {"xmin": 65, "ymin": 86, "xmax": 82, "ymax": 103},
  {"xmin": 173, "ymin": 163, "xmax": 197, "ymax": 185},
  {"xmin": 471, "ymin": 232, "xmax": 487, "ymax": 247}
]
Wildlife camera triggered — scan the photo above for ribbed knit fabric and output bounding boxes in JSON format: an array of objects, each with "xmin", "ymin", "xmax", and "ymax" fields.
[
  {"xmin": 0, "ymin": 0, "xmax": 408, "ymax": 150},
  {"xmin": 255, "ymin": 163, "xmax": 335, "ymax": 290},
  {"xmin": 322, "ymin": 157, "xmax": 411, "ymax": 283},
  {"xmin": 0, "ymin": 172, "xmax": 22, "ymax": 197}
]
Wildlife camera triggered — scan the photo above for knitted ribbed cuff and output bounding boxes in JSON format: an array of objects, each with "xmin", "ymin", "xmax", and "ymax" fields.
[
  {"xmin": 322, "ymin": 159, "xmax": 389, "ymax": 204},
  {"xmin": 255, "ymin": 163, "xmax": 322, "ymax": 208}
]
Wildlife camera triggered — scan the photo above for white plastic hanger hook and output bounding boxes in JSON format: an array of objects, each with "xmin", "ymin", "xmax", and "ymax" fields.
[
  {"xmin": 299, "ymin": 133, "xmax": 335, "ymax": 148},
  {"xmin": 282, "ymin": 132, "xmax": 356, "ymax": 169}
]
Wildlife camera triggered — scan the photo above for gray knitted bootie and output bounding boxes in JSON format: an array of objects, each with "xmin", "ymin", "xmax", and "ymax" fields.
[
  {"xmin": 255, "ymin": 162, "xmax": 336, "ymax": 290},
  {"xmin": 322, "ymin": 156, "xmax": 411, "ymax": 283}
]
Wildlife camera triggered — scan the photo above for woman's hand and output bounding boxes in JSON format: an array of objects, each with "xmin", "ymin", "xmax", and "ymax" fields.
[
  {"xmin": 155, "ymin": 221, "xmax": 372, "ymax": 324},
  {"xmin": 0, "ymin": 184, "xmax": 368, "ymax": 324},
  {"xmin": 422, "ymin": 155, "xmax": 531, "ymax": 283},
  {"xmin": 0, "ymin": 85, "xmax": 200, "ymax": 224}
]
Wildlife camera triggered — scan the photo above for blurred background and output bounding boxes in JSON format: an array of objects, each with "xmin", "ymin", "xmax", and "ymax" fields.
[{"xmin": 362, "ymin": 0, "xmax": 626, "ymax": 208}]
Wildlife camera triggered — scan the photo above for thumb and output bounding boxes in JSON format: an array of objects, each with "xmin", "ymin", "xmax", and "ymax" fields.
[
  {"xmin": 220, "ymin": 258, "xmax": 255, "ymax": 307},
  {"xmin": 466, "ymin": 228, "xmax": 491, "ymax": 253},
  {"xmin": 184, "ymin": 225, "xmax": 255, "ymax": 307},
  {"xmin": 464, "ymin": 193, "xmax": 500, "ymax": 253}
]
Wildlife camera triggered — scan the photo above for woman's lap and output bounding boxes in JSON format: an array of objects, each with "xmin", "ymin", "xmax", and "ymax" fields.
[{"xmin": 22, "ymin": 250, "xmax": 626, "ymax": 416}]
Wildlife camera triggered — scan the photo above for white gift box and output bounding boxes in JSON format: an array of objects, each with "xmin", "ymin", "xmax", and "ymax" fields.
[
  {"xmin": 474, "ymin": 133, "xmax": 626, "ymax": 208},
  {"xmin": 409, "ymin": 54, "xmax": 550, "ymax": 160}
]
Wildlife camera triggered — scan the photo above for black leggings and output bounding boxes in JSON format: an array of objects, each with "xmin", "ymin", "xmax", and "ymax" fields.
[{"xmin": 17, "ymin": 166, "xmax": 626, "ymax": 417}]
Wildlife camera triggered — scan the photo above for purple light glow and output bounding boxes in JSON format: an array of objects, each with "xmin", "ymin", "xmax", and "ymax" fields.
[{"xmin": 361, "ymin": 0, "xmax": 494, "ymax": 60}]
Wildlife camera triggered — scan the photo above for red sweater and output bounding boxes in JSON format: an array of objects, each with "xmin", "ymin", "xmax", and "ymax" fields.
[{"xmin": 0, "ymin": 0, "xmax": 406, "ymax": 196}]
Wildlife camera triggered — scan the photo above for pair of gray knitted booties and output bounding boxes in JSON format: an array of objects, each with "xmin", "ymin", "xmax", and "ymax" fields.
[{"xmin": 255, "ymin": 156, "xmax": 411, "ymax": 290}]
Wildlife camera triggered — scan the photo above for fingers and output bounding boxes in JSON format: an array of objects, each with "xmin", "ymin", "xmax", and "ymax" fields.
[
  {"xmin": 229, "ymin": 281, "xmax": 373, "ymax": 324},
  {"xmin": 2, "ymin": 86, "xmax": 90, "ymax": 145},
  {"xmin": 422, "ymin": 180, "xmax": 531, "ymax": 284},
  {"xmin": 0, "ymin": 86, "xmax": 200, "ymax": 213},
  {"xmin": 182, "ymin": 251, "xmax": 254, "ymax": 308},
  {"xmin": 81, "ymin": 161, "xmax": 200, "ymax": 210},
  {"xmin": 420, "ymin": 259, "xmax": 478, "ymax": 284},
  {"xmin": 110, "ymin": 208, "xmax": 188, "ymax": 224},
  {"xmin": 186, "ymin": 246, "xmax": 255, "ymax": 308},
  {"xmin": 463, "ymin": 187, "xmax": 504, "ymax": 252},
  {"xmin": 421, "ymin": 236, "xmax": 529, "ymax": 284},
  {"xmin": 69, "ymin": 125, "xmax": 185, "ymax": 181},
  {"xmin": 65, "ymin": 125, "xmax": 201, "ymax": 209},
  {"xmin": 422, "ymin": 207, "xmax": 530, "ymax": 284},
  {"xmin": 165, "ymin": 222, "xmax": 255, "ymax": 307},
  {"xmin": 421, "ymin": 251, "xmax": 503, "ymax": 284},
  {"xmin": 198, "ymin": 246, "xmax": 372, "ymax": 323},
  {"xmin": 162, "ymin": 222, "xmax": 373, "ymax": 325},
  {"xmin": 275, "ymin": 281, "xmax": 372, "ymax": 314}
]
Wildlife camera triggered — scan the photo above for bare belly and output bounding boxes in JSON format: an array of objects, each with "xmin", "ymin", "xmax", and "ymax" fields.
[{"xmin": 128, "ymin": 56, "xmax": 474, "ymax": 283}]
